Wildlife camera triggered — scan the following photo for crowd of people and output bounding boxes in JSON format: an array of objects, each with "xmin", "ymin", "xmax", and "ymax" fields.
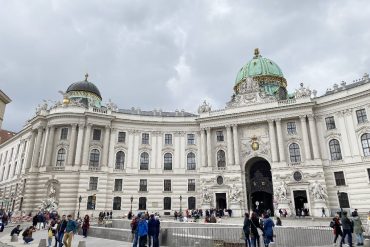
[
  {"xmin": 0, "ymin": 209, "xmax": 12, "ymax": 232},
  {"xmin": 242, "ymin": 212, "xmax": 277, "ymax": 247},
  {"xmin": 130, "ymin": 212, "xmax": 161, "ymax": 247}
]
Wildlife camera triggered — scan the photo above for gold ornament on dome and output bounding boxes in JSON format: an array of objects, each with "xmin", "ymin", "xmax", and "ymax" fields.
[{"xmin": 251, "ymin": 136, "xmax": 259, "ymax": 151}]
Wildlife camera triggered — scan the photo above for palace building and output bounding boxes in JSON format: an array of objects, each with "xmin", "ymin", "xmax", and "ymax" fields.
[{"xmin": 1, "ymin": 49, "xmax": 370, "ymax": 217}]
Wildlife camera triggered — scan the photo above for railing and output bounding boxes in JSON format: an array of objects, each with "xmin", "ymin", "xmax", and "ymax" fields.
[
  {"xmin": 164, "ymin": 226, "xmax": 334, "ymax": 247},
  {"xmin": 89, "ymin": 166, "xmax": 101, "ymax": 171}
]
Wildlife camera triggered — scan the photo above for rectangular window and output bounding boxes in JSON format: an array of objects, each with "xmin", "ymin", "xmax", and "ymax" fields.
[
  {"xmin": 60, "ymin": 128, "xmax": 68, "ymax": 140},
  {"xmin": 188, "ymin": 179, "xmax": 195, "ymax": 191},
  {"xmin": 118, "ymin": 132, "xmax": 126, "ymax": 143},
  {"xmin": 216, "ymin": 131, "xmax": 224, "ymax": 142},
  {"xmin": 114, "ymin": 179, "xmax": 123, "ymax": 191},
  {"xmin": 139, "ymin": 179, "xmax": 147, "ymax": 191},
  {"xmin": 163, "ymin": 197, "xmax": 171, "ymax": 210},
  {"xmin": 187, "ymin": 134, "xmax": 195, "ymax": 145},
  {"xmin": 325, "ymin": 117, "xmax": 336, "ymax": 130},
  {"xmin": 287, "ymin": 122, "xmax": 297, "ymax": 134},
  {"xmin": 9, "ymin": 148, "xmax": 13, "ymax": 162},
  {"xmin": 142, "ymin": 133, "xmax": 149, "ymax": 144},
  {"xmin": 367, "ymin": 168, "xmax": 370, "ymax": 182},
  {"xmin": 89, "ymin": 177, "xmax": 98, "ymax": 190},
  {"xmin": 164, "ymin": 180, "xmax": 171, "ymax": 192},
  {"xmin": 334, "ymin": 171, "xmax": 346, "ymax": 186},
  {"xmin": 356, "ymin": 109, "xmax": 367, "ymax": 124},
  {"xmin": 165, "ymin": 134, "xmax": 172, "ymax": 145},
  {"xmin": 93, "ymin": 129, "xmax": 102, "ymax": 141}
]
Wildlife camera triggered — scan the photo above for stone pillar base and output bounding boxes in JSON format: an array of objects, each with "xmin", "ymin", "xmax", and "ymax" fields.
[
  {"xmin": 275, "ymin": 199, "xmax": 291, "ymax": 217},
  {"xmin": 229, "ymin": 202, "xmax": 242, "ymax": 217},
  {"xmin": 312, "ymin": 199, "xmax": 328, "ymax": 217}
]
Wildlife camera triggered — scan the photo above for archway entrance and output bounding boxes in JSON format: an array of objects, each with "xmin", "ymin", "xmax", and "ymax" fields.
[{"xmin": 245, "ymin": 157, "xmax": 274, "ymax": 215}]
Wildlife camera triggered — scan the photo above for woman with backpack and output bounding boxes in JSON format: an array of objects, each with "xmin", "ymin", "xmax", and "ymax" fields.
[{"xmin": 331, "ymin": 214, "xmax": 343, "ymax": 245}]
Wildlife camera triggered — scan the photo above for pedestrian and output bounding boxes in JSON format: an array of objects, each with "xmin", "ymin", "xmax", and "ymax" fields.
[
  {"xmin": 63, "ymin": 215, "xmax": 78, "ymax": 247},
  {"xmin": 340, "ymin": 211, "xmax": 353, "ymax": 247},
  {"xmin": 262, "ymin": 214, "xmax": 275, "ymax": 247},
  {"xmin": 82, "ymin": 215, "xmax": 90, "ymax": 238},
  {"xmin": 54, "ymin": 219, "xmax": 61, "ymax": 247},
  {"xmin": 137, "ymin": 214, "xmax": 148, "ymax": 247},
  {"xmin": 131, "ymin": 215, "xmax": 140, "ymax": 247},
  {"xmin": 22, "ymin": 226, "xmax": 36, "ymax": 244},
  {"xmin": 352, "ymin": 211, "xmax": 364, "ymax": 246},
  {"xmin": 32, "ymin": 214, "xmax": 38, "ymax": 228},
  {"xmin": 331, "ymin": 214, "xmax": 343, "ymax": 246},
  {"xmin": 276, "ymin": 217, "xmax": 282, "ymax": 226},
  {"xmin": 243, "ymin": 213, "xmax": 251, "ymax": 247},
  {"xmin": 250, "ymin": 212, "xmax": 263, "ymax": 247},
  {"xmin": 128, "ymin": 211, "xmax": 133, "ymax": 220},
  {"xmin": 58, "ymin": 215, "xmax": 67, "ymax": 247},
  {"xmin": 10, "ymin": 225, "xmax": 22, "ymax": 237},
  {"xmin": 37, "ymin": 212, "xmax": 44, "ymax": 230},
  {"xmin": 322, "ymin": 207, "xmax": 327, "ymax": 217},
  {"xmin": 47, "ymin": 220, "xmax": 58, "ymax": 247},
  {"xmin": 148, "ymin": 214, "xmax": 160, "ymax": 247}
]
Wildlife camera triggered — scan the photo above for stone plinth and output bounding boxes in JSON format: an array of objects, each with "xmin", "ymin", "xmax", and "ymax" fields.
[
  {"xmin": 275, "ymin": 199, "xmax": 291, "ymax": 216},
  {"xmin": 312, "ymin": 199, "xmax": 328, "ymax": 217},
  {"xmin": 229, "ymin": 201, "xmax": 242, "ymax": 217},
  {"xmin": 201, "ymin": 202, "xmax": 211, "ymax": 212}
]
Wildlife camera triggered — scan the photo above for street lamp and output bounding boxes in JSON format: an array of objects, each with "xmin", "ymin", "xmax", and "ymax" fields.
[
  {"xmin": 337, "ymin": 190, "xmax": 343, "ymax": 217},
  {"xmin": 130, "ymin": 196, "xmax": 133, "ymax": 212},
  {"xmin": 179, "ymin": 195, "xmax": 183, "ymax": 216},
  {"xmin": 77, "ymin": 195, "xmax": 82, "ymax": 219}
]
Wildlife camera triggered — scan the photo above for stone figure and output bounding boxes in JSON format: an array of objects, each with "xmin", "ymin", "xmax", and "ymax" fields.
[
  {"xmin": 274, "ymin": 181, "xmax": 288, "ymax": 201},
  {"xmin": 198, "ymin": 100, "xmax": 212, "ymax": 113},
  {"xmin": 310, "ymin": 180, "xmax": 328, "ymax": 200},
  {"xmin": 229, "ymin": 183, "xmax": 241, "ymax": 203},
  {"xmin": 202, "ymin": 186, "xmax": 212, "ymax": 204},
  {"xmin": 294, "ymin": 83, "xmax": 312, "ymax": 98},
  {"xmin": 49, "ymin": 185, "xmax": 56, "ymax": 198},
  {"xmin": 106, "ymin": 98, "xmax": 118, "ymax": 111}
]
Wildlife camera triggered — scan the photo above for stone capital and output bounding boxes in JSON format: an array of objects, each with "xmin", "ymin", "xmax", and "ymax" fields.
[
  {"xmin": 267, "ymin": 119, "xmax": 274, "ymax": 124},
  {"xmin": 299, "ymin": 115, "xmax": 307, "ymax": 120},
  {"xmin": 225, "ymin": 124, "xmax": 232, "ymax": 129},
  {"xmin": 307, "ymin": 114, "xmax": 315, "ymax": 120}
]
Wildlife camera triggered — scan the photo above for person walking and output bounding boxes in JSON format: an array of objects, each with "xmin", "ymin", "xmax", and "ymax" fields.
[
  {"xmin": 131, "ymin": 215, "xmax": 140, "ymax": 247},
  {"xmin": 331, "ymin": 214, "xmax": 343, "ymax": 246},
  {"xmin": 262, "ymin": 214, "xmax": 275, "ymax": 247},
  {"xmin": 340, "ymin": 211, "xmax": 353, "ymax": 247},
  {"xmin": 243, "ymin": 213, "xmax": 251, "ymax": 247},
  {"xmin": 322, "ymin": 207, "xmax": 327, "ymax": 217},
  {"xmin": 58, "ymin": 215, "xmax": 67, "ymax": 247},
  {"xmin": 137, "ymin": 214, "xmax": 148, "ymax": 247},
  {"xmin": 63, "ymin": 215, "xmax": 78, "ymax": 247},
  {"xmin": 37, "ymin": 212, "xmax": 44, "ymax": 230},
  {"xmin": 148, "ymin": 214, "xmax": 160, "ymax": 247},
  {"xmin": 32, "ymin": 214, "xmax": 38, "ymax": 228},
  {"xmin": 352, "ymin": 211, "xmax": 364, "ymax": 246},
  {"xmin": 250, "ymin": 212, "xmax": 263, "ymax": 247},
  {"xmin": 82, "ymin": 215, "xmax": 90, "ymax": 238}
]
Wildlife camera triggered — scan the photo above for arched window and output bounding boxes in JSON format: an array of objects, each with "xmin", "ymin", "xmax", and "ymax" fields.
[
  {"xmin": 289, "ymin": 143, "xmax": 301, "ymax": 163},
  {"xmin": 329, "ymin": 139, "xmax": 342, "ymax": 160},
  {"xmin": 56, "ymin": 148, "xmax": 66, "ymax": 166},
  {"xmin": 361, "ymin": 133, "xmax": 370, "ymax": 156},
  {"xmin": 187, "ymin": 152, "xmax": 196, "ymax": 170},
  {"xmin": 188, "ymin": 197, "xmax": 196, "ymax": 210},
  {"xmin": 113, "ymin": 197, "xmax": 121, "ymax": 210},
  {"xmin": 87, "ymin": 195, "xmax": 96, "ymax": 210},
  {"xmin": 217, "ymin": 150, "xmax": 226, "ymax": 168},
  {"xmin": 163, "ymin": 153, "xmax": 172, "ymax": 170},
  {"xmin": 163, "ymin": 197, "xmax": 171, "ymax": 210},
  {"xmin": 89, "ymin": 149, "xmax": 100, "ymax": 168},
  {"xmin": 115, "ymin": 151, "xmax": 125, "ymax": 170},
  {"xmin": 139, "ymin": 197, "xmax": 147, "ymax": 210},
  {"xmin": 140, "ymin": 152, "xmax": 149, "ymax": 170}
]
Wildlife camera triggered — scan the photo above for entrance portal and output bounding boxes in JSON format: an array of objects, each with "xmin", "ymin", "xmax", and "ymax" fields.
[
  {"xmin": 216, "ymin": 193, "xmax": 227, "ymax": 210},
  {"xmin": 293, "ymin": 190, "xmax": 308, "ymax": 215},
  {"xmin": 245, "ymin": 157, "xmax": 274, "ymax": 215}
]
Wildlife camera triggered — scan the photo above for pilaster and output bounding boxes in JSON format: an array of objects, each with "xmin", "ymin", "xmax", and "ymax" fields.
[
  {"xmin": 275, "ymin": 119, "xmax": 286, "ymax": 162},
  {"xmin": 300, "ymin": 115, "xmax": 312, "ymax": 161}
]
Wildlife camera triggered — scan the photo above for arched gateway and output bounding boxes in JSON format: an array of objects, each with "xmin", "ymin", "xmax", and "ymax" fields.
[{"xmin": 245, "ymin": 157, "xmax": 274, "ymax": 214}]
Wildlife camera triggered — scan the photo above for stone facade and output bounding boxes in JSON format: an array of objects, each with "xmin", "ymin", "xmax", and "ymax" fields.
[
  {"xmin": 0, "ymin": 90, "xmax": 11, "ymax": 129},
  {"xmin": 1, "ymin": 56, "xmax": 370, "ymax": 218}
]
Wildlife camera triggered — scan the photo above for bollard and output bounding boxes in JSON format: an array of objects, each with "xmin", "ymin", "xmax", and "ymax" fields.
[
  {"xmin": 38, "ymin": 239, "xmax": 47, "ymax": 247},
  {"xmin": 364, "ymin": 239, "xmax": 370, "ymax": 247},
  {"xmin": 10, "ymin": 235, "xmax": 18, "ymax": 242},
  {"xmin": 78, "ymin": 241, "xmax": 87, "ymax": 247}
]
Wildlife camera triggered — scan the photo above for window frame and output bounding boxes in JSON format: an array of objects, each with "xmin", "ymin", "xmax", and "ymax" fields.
[
  {"xmin": 217, "ymin": 150, "xmax": 226, "ymax": 168},
  {"xmin": 113, "ymin": 197, "xmax": 121, "ymax": 210},
  {"xmin": 163, "ymin": 197, "xmax": 171, "ymax": 210},
  {"xmin": 287, "ymin": 122, "xmax": 297, "ymax": 135},
  {"xmin": 164, "ymin": 134, "xmax": 172, "ymax": 145},
  {"xmin": 140, "ymin": 152, "xmax": 149, "ymax": 170},
  {"xmin": 289, "ymin": 143, "xmax": 301, "ymax": 163},
  {"xmin": 60, "ymin": 127, "xmax": 68, "ymax": 140},
  {"xmin": 164, "ymin": 179, "xmax": 171, "ymax": 192},
  {"xmin": 117, "ymin": 132, "xmax": 126, "ymax": 143},
  {"xmin": 114, "ymin": 179, "xmax": 123, "ymax": 191},
  {"xmin": 89, "ymin": 149, "xmax": 100, "ymax": 168},
  {"xmin": 139, "ymin": 197, "xmax": 147, "ymax": 210},
  {"xmin": 89, "ymin": 177, "xmax": 98, "ymax": 191},
  {"xmin": 356, "ymin": 109, "xmax": 367, "ymax": 124},
  {"xmin": 188, "ymin": 179, "xmax": 195, "ymax": 191},
  {"xmin": 329, "ymin": 139, "xmax": 342, "ymax": 161},
  {"xmin": 92, "ymin": 129, "xmax": 102, "ymax": 141},
  {"xmin": 163, "ymin": 153, "xmax": 172, "ymax": 170},
  {"xmin": 142, "ymin": 133, "xmax": 150, "ymax": 145},
  {"xmin": 361, "ymin": 133, "xmax": 370, "ymax": 156},
  {"xmin": 187, "ymin": 134, "xmax": 195, "ymax": 145},
  {"xmin": 139, "ymin": 179, "xmax": 147, "ymax": 192},
  {"xmin": 187, "ymin": 152, "xmax": 196, "ymax": 170},
  {"xmin": 188, "ymin": 196, "xmax": 196, "ymax": 210},
  {"xmin": 216, "ymin": 131, "xmax": 224, "ymax": 142},
  {"xmin": 334, "ymin": 171, "xmax": 346, "ymax": 186},
  {"xmin": 115, "ymin": 151, "xmax": 125, "ymax": 170},
  {"xmin": 56, "ymin": 148, "xmax": 66, "ymax": 166},
  {"xmin": 325, "ymin": 116, "xmax": 336, "ymax": 130}
]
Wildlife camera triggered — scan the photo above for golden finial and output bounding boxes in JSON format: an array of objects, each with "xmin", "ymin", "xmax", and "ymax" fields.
[
  {"xmin": 85, "ymin": 73, "xmax": 89, "ymax": 81},
  {"xmin": 254, "ymin": 48, "xmax": 260, "ymax": 58}
]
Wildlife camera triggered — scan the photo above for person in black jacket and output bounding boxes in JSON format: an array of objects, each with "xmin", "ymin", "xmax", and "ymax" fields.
[
  {"xmin": 243, "ymin": 213, "xmax": 251, "ymax": 247},
  {"xmin": 250, "ymin": 212, "xmax": 263, "ymax": 247},
  {"xmin": 10, "ymin": 225, "xmax": 22, "ymax": 236},
  {"xmin": 340, "ymin": 211, "xmax": 353, "ymax": 247},
  {"xmin": 148, "ymin": 214, "xmax": 160, "ymax": 247}
]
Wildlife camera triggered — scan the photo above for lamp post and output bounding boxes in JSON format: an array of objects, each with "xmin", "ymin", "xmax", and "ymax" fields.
[
  {"xmin": 337, "ymin": 190, "xmax": 343, "ymax": 217},
  {"xmin": 130, "ymin": 196, "xmax": 133, "ymax": 212},
  {"xmin": 179, "ymin": 195, "xmax": 183, "ymax": 216},
  {"xmin": 77, "ymin": 195, "xmax": 82, "ymax": 219}
]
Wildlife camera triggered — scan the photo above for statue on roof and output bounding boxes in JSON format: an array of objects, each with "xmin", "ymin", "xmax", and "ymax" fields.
[
  {"xmin": 198, "ymin": 100, "xmax": 211, "ymax": 113},
  {"xmin": 294, "ymin": 83, "xmax": 312, "ymax": 98}
]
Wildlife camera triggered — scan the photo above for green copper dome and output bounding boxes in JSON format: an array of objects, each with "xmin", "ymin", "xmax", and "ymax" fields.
[{"xmin": 234, "ymin": 49, "xmax": 288, "ymax": 100}]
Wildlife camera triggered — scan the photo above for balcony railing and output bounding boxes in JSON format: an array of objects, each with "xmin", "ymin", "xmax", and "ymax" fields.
[{"xmin": 89, "ymin": 166, "xmax": 101, "ymax": 171}]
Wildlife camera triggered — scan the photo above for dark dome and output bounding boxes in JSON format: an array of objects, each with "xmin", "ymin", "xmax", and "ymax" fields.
[{"xmin": 66, "ymin": 80, "xmax": 102, "ymax": 99}]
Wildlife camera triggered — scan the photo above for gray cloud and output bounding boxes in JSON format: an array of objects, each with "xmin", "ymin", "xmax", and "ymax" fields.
[{"xmin": 1, "ymin": 0, "xmax": 370, "ymax": 131}]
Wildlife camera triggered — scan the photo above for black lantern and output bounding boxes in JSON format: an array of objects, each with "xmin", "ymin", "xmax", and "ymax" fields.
[{"xmin": 77, "ymin": 195, "xmax": 82, "ymax": 219}]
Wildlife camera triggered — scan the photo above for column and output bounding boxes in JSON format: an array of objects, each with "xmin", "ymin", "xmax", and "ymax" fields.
[
  {"xmin": 107, "ymin": 128, "xmax": 116, "ymax": 168},
  {"xmin": 67, "ymin": 124, "xmax": 78, "ymax": 166},
  {"xmin": 101, "ymin": 126, "xmax": 110, "ymax": 167},
  {"xmin": 315, "ymin": 116, "xmax": 328, "ymax": 159},
  {"xmin": 25, "ymin": 131, "xmax": 36, "ymax": 169},
  {"xmin": 344, "ymin": 109, "xmax": 360, "ymax": 156},
  {"xmin": 132, "ymin": 131, "xmax": 139, "ymax": 169},
  {"xmin": 268, "ymin": 120, "xmax": 278, "ymax": 162},
  {"xmin": 44, "ymin": 125, "xmax": 55, "ymax": 166},
  {"xmin": 206, "ymin": 128, "xmax": 212, "ymax": 167},
  {"xmin": 74, "ymin": 124, "xmax": 85, "ymax": 166},
  {"xmin": 174, "ymin": 132, "xmax": 181, "ymax": 169},
  {"xmin": 300, "ymin": 115, "xmax": 312, "ymax": 161},
  {"xmin": 275, "ymin": 119, "xmax": 286, "ymax": 162},
  {"xmin": 226, "ymin": 125, "xmax": 234, "ymax": 166},
  {"xmin": 308, "ymin": 115, "xmax": 320, "ymax": 159},
  {"xmin": 150, "ymin": 133, "xmax": 157, "ymax": 169},
  {"xmin": 200, "ymin": 128, "xmax": 207, "ymax": 167},
  {"xmin": 180, "ymin": 132, "xmax": 186, "ymax": 169},
  {"xmin": 40, "ymin": 126, "xmax": 50, "ymax": 166},
  {"xmin": 336, "ymin": 111, "xmax": 351, "ymax": 157},
  {"xmin": 127, "ymin": 130, "xmax": 134, "ymax": 169},
  {"xmin": 156, "ymin": 133, "xmax": 163, "ymax": 169},
  {"xmin": 31, "ymin": 126, "xmax": 44, "ymax": 167},
  {"xmin": 232, "ymin": 125, "xmax": 240, "ymax": 166},
  {"xmin": 81, "ymin": 124, "xmax": 92, "ymax": 166}
]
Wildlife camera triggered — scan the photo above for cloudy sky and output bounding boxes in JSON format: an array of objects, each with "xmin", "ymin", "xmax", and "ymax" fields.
[{"xmin": 1, "ymin": 0, "xmax": 370, "ymax": 132}]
